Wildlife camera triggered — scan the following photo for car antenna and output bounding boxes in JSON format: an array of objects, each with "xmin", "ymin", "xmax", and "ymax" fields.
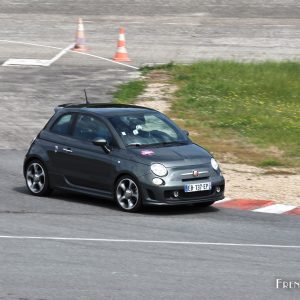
[{"xmin": 84, "ymin": 89, "xmax": 90, "ymax": 104}]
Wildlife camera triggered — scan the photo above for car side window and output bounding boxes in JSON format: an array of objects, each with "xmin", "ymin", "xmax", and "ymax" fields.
[
  {"xmin": 50, "ymin": 114, "xmax": 73, "ymax": 136},
  {"xmin": 73, "ymin": 114, "xmax": 113, "ymax": 144}
]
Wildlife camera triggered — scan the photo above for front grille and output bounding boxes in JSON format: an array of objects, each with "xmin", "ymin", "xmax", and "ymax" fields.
[
  {"xmin": 146, "ymin": 189, "xmax": 156, "ymax": 200},
  {"xmin": 164, "ymin": 189, "xmax": 214, "ymax": 201},
  {"xmin": 182, "ymin": 176, "xmax": 209, "ymax": 182},
  {"xmin": 164, "ymin": 184, "xmax": 224, "ymax": 202}
]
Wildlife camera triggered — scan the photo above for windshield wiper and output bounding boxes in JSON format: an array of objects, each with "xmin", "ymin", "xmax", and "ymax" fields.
[
  {"xmin": 127, "ymin": 141, "xmax": 188, "ymax": 148},
  {"xmin": 145, "ymin": 141, "xmax": 188, "ymax": 147},
  {"xmin": 127, "ymin": 143, "xmax": 143, "ymax": 148}
]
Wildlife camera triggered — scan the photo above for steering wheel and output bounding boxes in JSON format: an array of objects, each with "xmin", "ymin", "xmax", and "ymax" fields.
[{"xmin": 150, "ymin": 130, "xmax": 173, "ymax": 142}]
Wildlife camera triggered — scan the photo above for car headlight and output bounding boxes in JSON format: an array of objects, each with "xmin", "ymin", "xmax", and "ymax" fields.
[
  {"xmin": 151, "ymin": 163, "xmax": 168, "ymax": 177},
  {"xmin": 211, "ymin": 158, "xmax": 219, "ymax": 171}
]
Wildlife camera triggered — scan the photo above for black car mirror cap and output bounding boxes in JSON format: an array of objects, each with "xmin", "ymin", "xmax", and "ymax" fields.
[
  {"xmin": 92, "ymin": 138, "xmax": 111, "ymax": 153},
  {"xmin": 183, "ymin": 130, "xmax": 189, "ymax": 136}
]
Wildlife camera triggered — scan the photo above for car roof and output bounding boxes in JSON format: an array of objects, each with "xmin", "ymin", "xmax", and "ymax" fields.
[{"xmin": 56, "ymin": 103, "xmax": 157, "ymax": 116}]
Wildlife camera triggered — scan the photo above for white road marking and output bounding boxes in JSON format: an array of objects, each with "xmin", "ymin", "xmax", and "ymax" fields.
[
  {"xmin": 0, "ymin": 235, "xmax": 299, "ymax": 249},
  {"xmin": 2, "ymin": 44, "xmax": 74, "ymax": 67},
  {"xmin": 75, "ymin": 52, "xmax": 138, "ymax": 69},
  {"xmin": 252, "ymin": 204, "xmax": 297, "ymax": 214},
  {"xmin": 214, "ymin": 197, "xmax": 232, "ymax": 204},
  {"xmin": 0, "ymin": 39, "xmax": 138, "ymax": 69},
  {"xmin": 0, "ymin": 39, "xmax": 69, "ymax": 50},
  {"xmin": 48, "ymin": 43, "xmax": 74, "ymax": 64},
  {"xmin": 2, "ymin": 59, "xmax": 51, "ymax": 66}
]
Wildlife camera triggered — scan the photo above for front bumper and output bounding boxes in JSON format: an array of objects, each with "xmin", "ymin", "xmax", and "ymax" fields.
[{"xmin": 141, "ymin": 176, "xmax": 225, "ymax": 206}]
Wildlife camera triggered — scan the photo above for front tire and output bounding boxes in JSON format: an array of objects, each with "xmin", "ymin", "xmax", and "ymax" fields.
[
  {"xmin": 115, "ymin": 176, "xmax": 143, "ymax": 212},
  {"xmin": 25, "ymin": 159, "xmax": 51, "ymax": 196}
]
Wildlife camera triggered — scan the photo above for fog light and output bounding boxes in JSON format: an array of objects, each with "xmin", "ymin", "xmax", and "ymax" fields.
[
  {"xmin": 216, "ymin": 186, "xmax": 221, "ymax": 193},
  {"xmin": 152, "ymin": 178, "xmax": 164, "ymax": 185},
  {"xmin": 173, "ymin": 191, "xmax": 179, "ymax": 198}
]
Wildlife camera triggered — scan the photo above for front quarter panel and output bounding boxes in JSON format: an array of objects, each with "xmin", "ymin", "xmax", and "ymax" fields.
[{"xmin": 113, "ymin": 149, "xmax": 150, "ymax": 182}]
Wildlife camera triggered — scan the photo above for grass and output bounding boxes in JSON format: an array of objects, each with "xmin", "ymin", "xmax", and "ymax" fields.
[
  {"xmin": 171, "ymin": 61, "xmax": 300, "ymax": 167},
  {"xmin": 114, "ymin": 61, "xmax": 300, "ymax": 167},
  {"xmin": 258, "ymin": 159, "xmax": 284, "ymax": 167},
  {"xmin": 113, "ymin": 80, "xmax": 146, "ymax": 104},
  {"xmin": 140, "ymin": 62, "xmax": 175, "ymax": 74}
]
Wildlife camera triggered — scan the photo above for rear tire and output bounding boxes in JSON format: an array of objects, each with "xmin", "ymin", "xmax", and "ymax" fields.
[
  {"xmin": 25, "ymin": 159, "xmax": 52, "ymax": 196},
  {"xmin": 115, "ymin": 176, "xmax": 143, "ymax": 212}
]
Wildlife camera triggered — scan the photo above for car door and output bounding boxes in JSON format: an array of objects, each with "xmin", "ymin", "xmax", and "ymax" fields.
[
  {"xmin": 58, "ymin": 113, "xmax": 118, "ymax": 198},
  {"xmin": 43, "ymin": 112, "xmax": 78, "ymax": 186}
]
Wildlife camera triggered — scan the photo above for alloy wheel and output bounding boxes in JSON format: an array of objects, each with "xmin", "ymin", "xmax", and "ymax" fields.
[
  {"xmin": 116, "ymin": 178, "xmax": 140, "ymax": 211},
  {"xmin": 26, "ymin": 162, "xmax": 46, "ymax": 194}
]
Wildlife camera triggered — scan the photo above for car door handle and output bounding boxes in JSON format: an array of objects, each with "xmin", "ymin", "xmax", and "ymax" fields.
[{"xmin": 62, "ymin": 148, "xmax": 73, "ymax": 153}]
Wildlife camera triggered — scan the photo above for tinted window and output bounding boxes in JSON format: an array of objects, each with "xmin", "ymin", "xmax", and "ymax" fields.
[
  {"xmin": 73, "ymin": 114, "xmax": 112, "ymax": 144},
  {"xmin": 51, "ymin": 114, "xmax": 73, "ymax": 135}
]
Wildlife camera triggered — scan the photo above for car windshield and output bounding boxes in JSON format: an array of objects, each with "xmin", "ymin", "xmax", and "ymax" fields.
[{"xmin": 109, "ymin": 112, "xmax": 190, "ymax": 148}]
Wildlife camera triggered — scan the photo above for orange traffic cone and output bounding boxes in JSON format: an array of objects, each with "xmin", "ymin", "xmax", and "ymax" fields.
[
  {"xmin": 113, "ymin": 27, "xmax": 131, "ymax": 62},
  {"xmin": 72, "ymin": 18, "xmax": 88, "ymax": 52}
]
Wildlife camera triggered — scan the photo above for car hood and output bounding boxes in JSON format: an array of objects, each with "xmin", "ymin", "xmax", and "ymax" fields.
[{"xmin": 127, "ymin": 143, "xmax": 211, "ymax": 167}]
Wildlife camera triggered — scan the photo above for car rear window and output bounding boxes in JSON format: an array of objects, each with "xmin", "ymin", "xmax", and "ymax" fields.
[{"xmin": 50, "ymin": 114, "xmax": 73, "ymax": 135}]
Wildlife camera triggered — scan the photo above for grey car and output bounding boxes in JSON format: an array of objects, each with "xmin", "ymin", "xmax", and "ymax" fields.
[{"xmin": 23, "ymin": 103, "xmax": 225, "ymax": 212}]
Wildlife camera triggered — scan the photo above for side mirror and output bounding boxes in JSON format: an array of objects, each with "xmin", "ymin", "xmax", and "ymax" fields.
[
  {"xmin": 183, "ymin": 130, "xmax": 189, "ymax": 136},
  {"xmin": 92, "ymin": 138, "xmax": 111, "ymax": 153}
]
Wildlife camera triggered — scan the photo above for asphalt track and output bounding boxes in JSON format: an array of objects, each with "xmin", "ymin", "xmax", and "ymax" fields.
[{"xmin": 0, "ymin": 1, "xmax": 299, "ymax": 299}]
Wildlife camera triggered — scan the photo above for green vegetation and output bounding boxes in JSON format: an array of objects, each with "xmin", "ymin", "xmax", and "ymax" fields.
[
  {"xmin": 258, "ymin": 159, "xmax": 284, "ymax": 167},
  {"xmin": 140, "ymin": 62, "xmax": 175, "ymax": 74},
  {"xmin": 114, "ymin": 61, "xmax": 300, "ymax": 167},
  {"xmin": 170, "ymin": 61, "xmax": 300, "ymax": 166},
  {"xmin": 113, "ymin": 80, "xmax": 145, "ymax": 104}
]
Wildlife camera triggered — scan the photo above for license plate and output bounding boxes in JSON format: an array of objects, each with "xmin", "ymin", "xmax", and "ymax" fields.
[{"xmin": 184, "ymin": 182, "xmax": 212, "ymax": 193}]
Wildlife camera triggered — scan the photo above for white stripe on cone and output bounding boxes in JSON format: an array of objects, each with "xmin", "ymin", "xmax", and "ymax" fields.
[
  {"xmin": 119, "ymin": 34, "xmax": 125, "ymax": 41},
  {"xmin": 116, "ymin": 46, "xmax": 128, "ymax": 53}
]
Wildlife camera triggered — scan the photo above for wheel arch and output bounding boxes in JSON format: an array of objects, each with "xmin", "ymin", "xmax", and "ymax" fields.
[
  {"xmin": 23, "ymin": 155, "xmax": 47, "ymax": 177},
  {"xmin": 114, "ymin": 171, "xmax": 147, "ymax": 197},
  {"xmin": 114, "ymin": 172, "xmax": 141, "ymax": 188}
]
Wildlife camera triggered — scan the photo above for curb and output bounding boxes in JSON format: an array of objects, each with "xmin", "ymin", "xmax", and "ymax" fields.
[{"xmin": 213, "ymin": 198, "xmax": 300, "ymax": 215}]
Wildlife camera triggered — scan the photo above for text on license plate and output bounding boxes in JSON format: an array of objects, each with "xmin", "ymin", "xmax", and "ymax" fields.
[{"xmin": 184, "ymin": 182, "xmax": 212, "ymax": 193}]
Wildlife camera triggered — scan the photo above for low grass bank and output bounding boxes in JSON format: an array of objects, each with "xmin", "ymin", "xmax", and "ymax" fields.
[
  {"xmin": 113, "ymin": 80, "xmax": 145, "ymax": 104},
  {"xmin": 114, "ymin": 61, "xmax": 300, "ymax": 167}
]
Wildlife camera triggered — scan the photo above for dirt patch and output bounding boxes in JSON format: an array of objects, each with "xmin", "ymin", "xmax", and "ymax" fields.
[
  {"xmin": 136, "ymin": 70, "xmax": 300, "ymax": 206},
  {"xmin": 221, "ymin": 163, "xmax": 300, "ymax": 206},
  {"xmin": 135, "ymin": 71, "xmax": 177, "ymax": 112}
]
